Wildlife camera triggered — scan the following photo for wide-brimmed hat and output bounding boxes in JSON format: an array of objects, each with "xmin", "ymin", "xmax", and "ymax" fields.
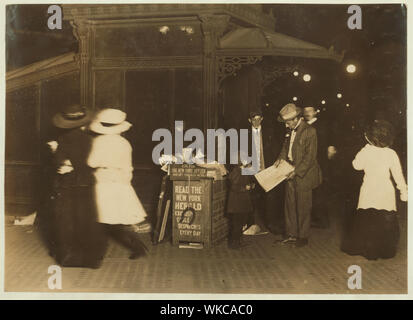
[
  {"xmin": 52, "ymin": 104, "xmax": 93, "ymax": 129},
  {"xmin": 277, "ymin": 103, "xmax": 302, "ymax": 122},
  {"xmin": 89, "ymin": 108, "xmax": 132, "ymax": 135},
  {"xmin": 365, "ymin": 119, "xmax": 395, "ymax": 148}
]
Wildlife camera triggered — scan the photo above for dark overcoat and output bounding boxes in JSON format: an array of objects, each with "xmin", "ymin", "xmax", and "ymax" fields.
[{"xmin": 226, "ymin": 166, "xmax": 254, "ymax": 214}]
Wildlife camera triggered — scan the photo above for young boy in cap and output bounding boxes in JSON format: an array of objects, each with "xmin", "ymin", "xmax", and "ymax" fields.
[{"xmin": 227, "ymin": 154, "xmax": 256, "ymax": 249}]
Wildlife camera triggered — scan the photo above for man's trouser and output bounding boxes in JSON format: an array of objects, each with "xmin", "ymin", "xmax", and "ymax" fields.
[
  {"xmin": 251, "ymin": 184, "xmax": 285, "ymax": 234},
  {"xmin": 311, "ymin": 183, "xmax": 330, "ymax": 227},
  {"xmin": 284, "ymin": 180, "xmax": 312, "ymax": 239},
  {"xmin": 251, "ymin": 187, "xmax": 266, "ymax": 229}
]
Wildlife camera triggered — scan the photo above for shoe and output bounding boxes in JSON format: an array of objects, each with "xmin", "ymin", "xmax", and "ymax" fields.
[
  {"xmin": 243, "ymin": 224, "xmax": 269, "ymax": 236},
  {"xmin": 272, "ymin": 234, "xmax": 284, "ymax": 243},
  {"xmin": 267, "ymin": 224, "xmax": 284, "ymax": 236},
  {"xmin": 281, "ymin": 236, "xmax": 297, "ymax": 245},
  {"xmin": 129, "ymin": 251, "xmax": 147, "ymax": 260},
  {"xmin": 133, "ymin": 220, "xmax": 152, "ymax": 233},
  {"xmin": 83, "ymin": 258, "xmax": 103, "ymax": 269},
  {"xmin": 295, "ymin": 238, "xmax": 309, "ymax": 247}
]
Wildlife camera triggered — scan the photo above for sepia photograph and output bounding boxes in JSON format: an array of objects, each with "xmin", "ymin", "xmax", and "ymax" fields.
[{"xmin": 3, "ymin": 2, "xmax": 408, "ymax": 296}]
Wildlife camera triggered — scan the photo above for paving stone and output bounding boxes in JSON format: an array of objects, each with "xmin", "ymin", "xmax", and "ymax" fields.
[{"xmin": 4, "ymin": 216, "xmax": 407, "ymax": 294}]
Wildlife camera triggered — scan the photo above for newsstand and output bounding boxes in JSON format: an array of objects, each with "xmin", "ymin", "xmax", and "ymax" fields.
[{"xmin": 170, "ymin": 164, "xmax": 228, "ymax": 249}]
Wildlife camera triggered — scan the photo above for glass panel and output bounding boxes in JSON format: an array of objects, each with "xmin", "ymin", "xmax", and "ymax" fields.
[
  {"xmin": 174, "ymin": 69, "xmax": 203, "ymax": 130},
  {"xmin": 94, "ymin": 70, "xmax": 123, "ymax": 109},
  {"xmin": 94, "ymin": 23, "xmax": 202, "ymax": 58},
  {"xmin": 125, "ymin": 70, "xmax": 172, "ymax": 166}
]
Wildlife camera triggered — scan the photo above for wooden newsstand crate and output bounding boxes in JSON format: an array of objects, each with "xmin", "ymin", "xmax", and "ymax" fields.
[{"xmin": 170, "ymin": 164, "xmax": 228, "ymax": 249}]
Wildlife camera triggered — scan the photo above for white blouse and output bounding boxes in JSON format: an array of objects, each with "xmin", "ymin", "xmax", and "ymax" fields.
[{"xmin": 352, "ymin": 144, "xmax": 407, "ymax": 211}]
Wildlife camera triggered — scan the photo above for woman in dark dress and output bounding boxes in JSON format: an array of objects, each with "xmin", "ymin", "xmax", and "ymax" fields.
[
  {"xmin": 341, "ymin": 120, "xmax": 407, "ymax": 260},
  {"xmin": 50, "ymin": 104, "xmax": 107, "ymax": 268}
]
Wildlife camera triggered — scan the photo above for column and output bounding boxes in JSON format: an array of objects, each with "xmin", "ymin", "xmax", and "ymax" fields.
[
  {"xmin": 199, "ymin": 14, "xmax": 230, "ymax": 131},
  {"xmin": 70, "ymin": 19, "xmax": 91, "ymax": 108}
]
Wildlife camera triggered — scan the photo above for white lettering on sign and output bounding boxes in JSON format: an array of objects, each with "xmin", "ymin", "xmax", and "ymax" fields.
[
  {"xmin": 178, "ymin": 223, "xmax": 201, "ymax": 230},
  {"xmin": 177, "ymin": 216, "xmax": 191, "ymax": 224},
  {"xmin": 175, "ymin": 185, "xmax": 189, "ymax": 194},
  {"xmin": 191, "ymin": 186, "xmax": 203, "ymax": 194},
  {"xmin": 174, "ymin": 182, "xmax": 204, "ymax": 239},
  {"xmin": 188, "ymin": 195, "xmax": 201, "ymax": 202},
  {"xmin": 176, "ymin": 194, "xmax": 187, "ymax": 201},
  {"xmin": 174, "ymin": 202, "xmax": 202, "ymax": 211},
  {"xmin": 179, "ymin": 230, "xmax": 193, "ymax": 236}
]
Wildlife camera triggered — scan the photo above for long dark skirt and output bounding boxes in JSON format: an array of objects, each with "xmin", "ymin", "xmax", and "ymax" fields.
[
  {"xmin": 52, "ymin": 185, "xmax": 107, "ymax": 268},
  {"xmin": 341, "ymin": 208, "xmax": 399, "ymax": 260}
]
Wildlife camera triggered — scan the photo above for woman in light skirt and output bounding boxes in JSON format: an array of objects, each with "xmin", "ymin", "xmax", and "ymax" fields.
[{"xmin": 87, "ymin": 108, "xmax": 150, "ymax": 259}]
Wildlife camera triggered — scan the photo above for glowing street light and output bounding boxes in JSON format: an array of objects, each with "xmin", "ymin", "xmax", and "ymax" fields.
[
  {"xmin": 346, "ymin": 103, "xmax": 350, "ymax": 107},
  {"xmin": 293, "ymin": 71, "xmax": 299, "ymax": 77},
  {"xmin": 337, "ymin": 93, "xmax": 343, "ymax": 99},
  {"xmin": 346, "ymin": 64, "xmax": 357, "ymax": 73},
  {"xmin": 303, "ymin": 74, "xmax": 311, "ymax": 82},
  {"xmin": 321, "ymin": 100, "xmax": 326, "ymax": 105},
  {"xmin": 159, "ymin": 26, "xmax": 170, "ymax": 34},
  {"xmin": 292, "ymin": 97, "xmax": 298, "ymax": 101}
]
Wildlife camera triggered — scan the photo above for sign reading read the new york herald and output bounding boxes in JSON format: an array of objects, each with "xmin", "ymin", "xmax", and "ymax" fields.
[{"xmin": 172, "ymin": 180, "xmax": 207, "ymax": 243}]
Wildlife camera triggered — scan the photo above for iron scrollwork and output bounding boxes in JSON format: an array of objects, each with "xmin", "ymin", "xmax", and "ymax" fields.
[
  {"xmin": 217, "ymin": 56, "xmax": 263, "ymax": 85},
  {"xmin": 261, "ymin": 65, "xmax": 298, "ymax": 88}
]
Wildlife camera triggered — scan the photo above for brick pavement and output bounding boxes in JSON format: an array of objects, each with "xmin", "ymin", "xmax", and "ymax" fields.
[{"xmin": 4, "ymin": 212, "xmax": 407, "ymax": 294}]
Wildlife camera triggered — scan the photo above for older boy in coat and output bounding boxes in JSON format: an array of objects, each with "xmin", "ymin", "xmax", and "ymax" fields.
[{"xmin": 274, "ymin": 104, "xmax": 322, "ymax": 247}]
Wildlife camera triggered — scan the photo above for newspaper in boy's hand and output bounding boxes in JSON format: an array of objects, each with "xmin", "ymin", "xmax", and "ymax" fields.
[{"xmin": 254, "ymin": 160, "xmax": 294, "ymax": 192}]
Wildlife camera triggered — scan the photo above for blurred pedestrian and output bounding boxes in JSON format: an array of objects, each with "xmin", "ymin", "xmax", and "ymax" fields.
[
  {"xmin": 88, "ymin": 108, "xmax": 150, "ymax": 260},
  {"xmin": 51, "ymin": 104, "xmax": 106, "ymax": 268}
]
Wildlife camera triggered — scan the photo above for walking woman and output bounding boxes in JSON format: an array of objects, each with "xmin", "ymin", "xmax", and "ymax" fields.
[
  {"xmin": 51, "ymin": 104, "xmax": 107, "ymax": 268},
  {"xmin": 87, "ymin": 108, "xmax": 149, "ymax": 259},
  {"xmin": 342, "ymin": 119, "xmax": 407, "ymax": 260}
]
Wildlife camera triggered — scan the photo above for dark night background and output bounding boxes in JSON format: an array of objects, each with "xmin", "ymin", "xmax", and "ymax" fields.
[
  {"xmin": 5, "ymin": 4, "xmax": 407, "ymax": 170},
  {"xmin": 3, "ymin": 4, "xmax": 408, "ymax": 293}
]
